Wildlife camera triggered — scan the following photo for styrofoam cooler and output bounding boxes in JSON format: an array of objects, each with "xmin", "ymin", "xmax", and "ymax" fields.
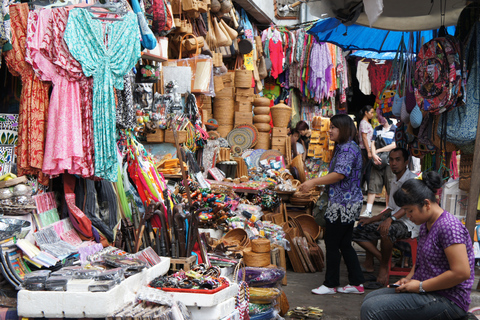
[
  {"xmin": 441, "ymin": 178, "xmax": 468, "ymax": 220},
  {"xmin": 18, "ymin": 257, "xmax": 171, "ymax": 318},
  {"xmin": 188, "ymin": 297, "xmax": 236, "ymax": 320}
]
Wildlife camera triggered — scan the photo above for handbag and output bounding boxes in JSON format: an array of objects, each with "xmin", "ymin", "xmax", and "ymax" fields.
[
  {"xmin": 213, "ymin": 17, "xmax": 230, "ymax": 47},
  {"xmin": 257, "ymin": 55, "xmax": 268, "ymax": 80},
  {"xmin": 372, "ymin": 135, "xmax": 389, "ymax": 170}
]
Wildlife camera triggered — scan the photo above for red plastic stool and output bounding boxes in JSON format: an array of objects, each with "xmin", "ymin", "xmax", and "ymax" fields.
[{"xmin": 387, "ymin": 238, "xmax": 417, "ymax": 283}]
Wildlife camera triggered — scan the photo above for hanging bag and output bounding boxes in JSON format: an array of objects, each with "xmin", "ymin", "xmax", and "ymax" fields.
[{"xmin": 437, "ymin": 22, "xmax": 479, "ymax": 147}]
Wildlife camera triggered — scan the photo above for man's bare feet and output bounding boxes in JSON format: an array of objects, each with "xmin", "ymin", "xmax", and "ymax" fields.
[
  {"xmin": 362, "ymin": 264, "xmax": 374, "ymax": 273},
  {"xmin": 377, "ymin": 269, "xmax": 389, "ymax": 287}
]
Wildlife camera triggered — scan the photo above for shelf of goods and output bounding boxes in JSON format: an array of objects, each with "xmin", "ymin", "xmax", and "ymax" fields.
[{"xmin": 17, "ymin": 258, "xmax": 171, "ymax": 318}]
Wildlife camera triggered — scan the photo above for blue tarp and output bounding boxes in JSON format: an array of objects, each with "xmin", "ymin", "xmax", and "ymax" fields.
[{"xmin": 307, "ymin": 18, "xmax": 456, "ymax": 53}]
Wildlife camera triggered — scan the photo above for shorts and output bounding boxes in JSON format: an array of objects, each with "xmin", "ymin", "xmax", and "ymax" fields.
[
  {"xmin": 368, "ymin": 165, "xmax": 395, "ymax": 195},
  {"xmin": 352, "ymin": 220, "xmax": 411, "ymax": 244}
]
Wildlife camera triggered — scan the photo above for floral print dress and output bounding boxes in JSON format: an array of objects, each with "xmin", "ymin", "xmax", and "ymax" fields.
[
  {"xmin": 4, "ymin": 3, "xmax": 50, "ymax": 185},
  {"xmin": 64, "ymin": 8, "xmax": 140, "ymax": 181}
]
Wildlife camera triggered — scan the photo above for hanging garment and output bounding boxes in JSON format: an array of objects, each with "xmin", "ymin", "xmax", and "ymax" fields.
[
  {"xmin": 309, "ymin": 40, "xmax": 332, "ymax": 101},
  {"xmin": 4, "ymin": 3, "xmax": 50, "ymax": 185},
  {"xmin": 0, "ymin": 13, "xmax": 7, "ymax": 67},
  {"xmin": 64, "ymin": 8, "xmax": 141, "ymax": 182},
  {"xmin": 368, "ymin": 60, "xmax": 392, "ymax": 97},
  {"xmin": 269, "ymin": 38, "xmax": 284, "ymax": 79},
  {"xmin": 41, "ymin": 7, "xmax": 95, "ymax": 177},
  {"xmin": 26, "ymin": 9, "xmax": 92, "ymax": 178},
  {"xmin": 356, "ymin": 60, "xmax": 372, "ymax": 95},
  {"xmin": 115, "ymin": 70, "xmax": 136, "ymax": 129}
]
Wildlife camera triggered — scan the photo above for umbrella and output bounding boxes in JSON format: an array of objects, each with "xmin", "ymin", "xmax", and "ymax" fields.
[{"xmin": 307, "ymin": 18, "xmax": 456, "ymax": 53}]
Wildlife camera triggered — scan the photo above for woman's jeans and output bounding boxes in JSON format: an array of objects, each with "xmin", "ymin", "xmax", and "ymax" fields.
[
  {"xmin": 323, "ymin": 220, "xmax": 364, "ymax": 288},
  {"xmin": 361, "ymin": 287, "xmax": 467, "ymax": 320}
]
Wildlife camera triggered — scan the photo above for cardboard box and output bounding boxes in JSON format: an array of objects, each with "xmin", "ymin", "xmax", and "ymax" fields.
[
  {"xmin": 272, "ymin": 127, "xmax": 288, "ymax": 137},
  {"xmin": 170, "ymin": 255, "xmax": 196, "ymax": 273}
]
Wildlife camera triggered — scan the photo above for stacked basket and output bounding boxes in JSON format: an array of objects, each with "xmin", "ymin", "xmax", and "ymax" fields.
[
  {"xmin": 214, "ymin": 87, "xmax": 235, "ymax": 137},
  {"xmin": 253, "ymin": 97, "xmax": 271, "ymax": 149}
]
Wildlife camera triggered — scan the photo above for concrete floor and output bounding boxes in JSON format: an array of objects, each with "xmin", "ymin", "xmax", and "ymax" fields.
[{"xmin": 282, "ymin": 202, "xmax": 387, "ymax": 320}]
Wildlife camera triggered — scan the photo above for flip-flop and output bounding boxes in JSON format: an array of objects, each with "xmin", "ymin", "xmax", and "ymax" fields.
[
  {"xmin": 364, "ymin": 282, "xmax": 384, "ymax": 290},
  {"xmin": 364, "ymin": 274, "xmax": 377, "ymax": 282}
]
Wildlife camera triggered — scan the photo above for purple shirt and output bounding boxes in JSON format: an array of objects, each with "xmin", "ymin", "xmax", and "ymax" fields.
[
  {"xmin": 413, "ymin": 210, "xmax": 475, "ymax": 312},
  {"xmin": 325, "ymin": 140, "xmax": 363, "ymax": 224}
]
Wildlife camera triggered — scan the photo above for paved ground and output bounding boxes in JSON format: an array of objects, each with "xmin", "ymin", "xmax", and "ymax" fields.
[{"xmin": 282, "ymin": 201, "xmax": 480, "ymax": 320}]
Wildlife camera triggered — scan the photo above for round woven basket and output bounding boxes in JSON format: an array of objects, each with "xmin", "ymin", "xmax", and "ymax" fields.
[
  {"xmin": 253, "ymin": 107, "xmax": 270, "ymax": 115},
  {"xmin": 214, "ymin": 98, "xmax": 235, "ymax": 125},
  {"xmin": 253, "ymin": 97, "xmax": 271, "ymax": 107},
  {"xmin": 270, "ymin": 100, "xmax": 292, "ymax": 128},
  {"xmin": 254, "ymin": 123, "xmax": 271, "ymax": 132},
  {"xmin": 243, "ymin": 247, "xmax": 270, "ymax": 267},
  {"xmin": 296, "ymin": 214, "xmax": 321, "ymax": 240},
  {"xmin": 217, "ymin": 125, "xmax": 234, "ymax": 138},
  {"xmin": 251, "ymin": 238, "xmax": 271, "ymax": 253},
  {"xmin": 235, "ymin": 69, "xmax": 253, "ymax": 88},
  {"xmin": 256, "ymin": 132, "xmax": 271, "ymax": 149},
  {"xmin": 253, "ymin": 115, "xmax": 271, "ymax": 123},
  {"xmin": 223, "ymin": 228, "xmax": 250, "ymax": 247}
]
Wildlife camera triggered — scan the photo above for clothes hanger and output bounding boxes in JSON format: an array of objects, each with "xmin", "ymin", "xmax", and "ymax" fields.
[
  {"xmin": 85, "ymin": 0, "xmax": 125, "ymax": 21},
  {"xmin": 46, "ymin": 0, "xmax": 73, "ymax": 8},
  {"xmin": 28, "ymin": 0, "xmax": 53, "ymax": 10}
]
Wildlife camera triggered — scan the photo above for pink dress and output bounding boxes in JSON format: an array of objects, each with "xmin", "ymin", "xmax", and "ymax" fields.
[{"xmin": 26, "ymin": 8, "xmax": 94, "ymax": 177}]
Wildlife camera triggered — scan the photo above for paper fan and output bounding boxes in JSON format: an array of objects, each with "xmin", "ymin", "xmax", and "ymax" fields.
[
  {"xmin": 227, "ymin": 128, "xmax": 253, "ymax": 151},
  {"xmin": 242, "ymin": 149, "xmax": 255, "ymax": 158},
  {"xmin": 259, "ymin": 149, "xmax": 282, "ymax": 164},
  {"xmin": 234, "ymin": 123, "xmax": 259, "ymax": 148},
  {"xmin": 248, "ymin": 149, "xmax": 266, "ymax": 168}
]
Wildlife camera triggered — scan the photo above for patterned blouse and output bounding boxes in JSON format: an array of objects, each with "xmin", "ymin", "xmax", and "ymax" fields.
[{"xmin": 325, "ymin": 140, "xmax": 363, "ymax": 224}]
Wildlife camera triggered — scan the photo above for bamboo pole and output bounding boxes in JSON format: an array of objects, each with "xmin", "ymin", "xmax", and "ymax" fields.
[{"xmin": 465, "ymin": 108, "xmax": 480, "ymax": 240}]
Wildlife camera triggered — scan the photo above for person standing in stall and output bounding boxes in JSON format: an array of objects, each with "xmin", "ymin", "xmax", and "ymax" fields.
[
  {"xmin": 299, "ymin": 114, "xmax": 364, "ymax": 295},
  {"xmin": 356, "ymin": 105, "xmax": 374, "ymax": 195},
  {"xmin": 295, "ymin": 120, "xmax": 311, "ymax": 161},
  {"xmin": 361, "ymin": 171, "xmax": 474, "ymax": 320}
]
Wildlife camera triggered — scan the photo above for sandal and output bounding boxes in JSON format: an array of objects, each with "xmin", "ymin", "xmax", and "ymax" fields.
[{"xmin": 364, "ymin": 282, "xmax": 384, "ymax": 290}]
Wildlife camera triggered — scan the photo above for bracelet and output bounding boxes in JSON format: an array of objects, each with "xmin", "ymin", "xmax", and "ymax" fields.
[{"xmin": 419, "ymin": 281, "xmax": 426, "ymax": 293}]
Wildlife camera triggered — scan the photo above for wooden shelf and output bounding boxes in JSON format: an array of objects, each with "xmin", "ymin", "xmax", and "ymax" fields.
[{"xmin": 141, "ymin": 52, "xmax": 167, "ymax": 62}]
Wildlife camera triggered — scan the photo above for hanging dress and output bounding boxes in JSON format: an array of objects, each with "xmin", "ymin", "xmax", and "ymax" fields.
[
  {"xmin": 26, "ymin": 9, "xmax": 91, "ymax": 177},
  {"xmin": 41, "ymin": 7, "xmax": 95, "ymax": 177},
  {"xmin": 64, "ymin": 8, "xmax": 141, "ymax": 181},
  {"xmin": 4, "ymin": 3, "xmax": 50, "ymax": 185}
]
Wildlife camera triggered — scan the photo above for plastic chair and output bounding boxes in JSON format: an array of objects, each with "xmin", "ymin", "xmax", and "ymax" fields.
[{"xmin": 387, "ymin": 238, "xmax": 417, "ymax": 283}]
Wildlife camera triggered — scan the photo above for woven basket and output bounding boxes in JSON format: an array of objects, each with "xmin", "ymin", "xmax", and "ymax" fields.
[
  {"xmin": 214, "ymin": 97, "xmax": 235, "ymax": 125},
  {"xmin": 256, "ymin": 132, "xmax": 271, "ymax": 149},
  {"xmin": 253, "ymin": 115, "xmax": 271, "ymax": 123},
  {"xmin": 295, "ymin": 214, "xmax": 321, "ymax": 240},
  {"xmin": 243, "ymin": 247, "xmax": 270, "ymax": 267},
  {"xmin": 270, "ymin": 100, "xmax": 292, "ymax": 128},
  {"xmin": 216, "ymin": 87, "xmax": 235, "ymax": 98},
  {"xmin": 223, "ymin": 228, "xmax": 250, "ymax": 247},
  {"xmin": 251, "ymin": 239, "xmax": 271, "ymax": 253},
  {"xmin": 218, "ymin": 125, "xmax": 234, "ymax": 138},
  {"xmin": 254, "ymin": 107, "xmax": 270, "ymax": 115},
  {"xmin": 253, "ymin": 97, "xmax": 271, "ymax": 107},
  {"xmin": 459, "ymin": 153, "xmax": 473, "ymax": 191},
  {"xmin": 254, "ymin": 123, "xmax": 271, "ymax": 132},
  {"xmin": 235, "ymin": 69, "xmax": 253, "ymax": 88}
]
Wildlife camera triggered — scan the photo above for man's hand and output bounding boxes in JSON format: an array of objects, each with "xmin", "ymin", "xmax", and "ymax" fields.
[
  {"xmin": 358, "ymin": 217, "xmax": 373, "ymax": 226},
  {"xmin": 377, "ymin": 218, "xmax": 392, "ymax": 238},
  {"xmin": 298, "ymin": 180, "xmax": 315, "ymax": 193}
]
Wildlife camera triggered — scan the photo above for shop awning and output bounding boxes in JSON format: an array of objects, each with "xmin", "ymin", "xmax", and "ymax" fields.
[{"xmin": 307, "ymin": 18, "xmax": 456, "ymax": 53}]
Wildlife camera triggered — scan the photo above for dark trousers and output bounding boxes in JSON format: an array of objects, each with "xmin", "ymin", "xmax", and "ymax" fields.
[
  {"xmin": 361, "ymin": 148, "xmax": 372, "ymax": 191},
  {"xmin": 323, "ymin": 220, "xmax": 365, "ymax": 288}
]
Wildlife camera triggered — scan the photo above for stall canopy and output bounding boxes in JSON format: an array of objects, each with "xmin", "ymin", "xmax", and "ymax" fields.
[{"xmin": 307, "ymin": 18, "xmax": 456, "ymax": 53}]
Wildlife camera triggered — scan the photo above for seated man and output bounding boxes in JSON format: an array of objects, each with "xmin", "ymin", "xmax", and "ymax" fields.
[{"xmin": 353, "ymin": 147, "xmax": 419, "ymax": 286}]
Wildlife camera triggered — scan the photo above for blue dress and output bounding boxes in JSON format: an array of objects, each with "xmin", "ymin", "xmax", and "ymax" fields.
[{"xmin": 64, "ymin": 8, "xmax": 141, "ymax": 181}]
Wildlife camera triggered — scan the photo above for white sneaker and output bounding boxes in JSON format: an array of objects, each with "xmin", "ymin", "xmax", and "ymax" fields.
[
  {"xmin": 311, "ymin": 285, "xmax": 337, "ymax": 295},
  {"xmin": 337, "ymin": 284, "xmax": 365, "ymax": 294},
  {"xmin": 360, "ymin": 210, "xmax": 372, "ymax": 218}
]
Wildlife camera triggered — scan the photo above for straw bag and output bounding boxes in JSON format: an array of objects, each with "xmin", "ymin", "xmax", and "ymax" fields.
[
  {"xmin": 213, "ymin": 17, "xmax": 230, "ymax": 47},
  {"xmin": 257, "ymin": 56, "xmax": 268, "ymax": 79},
  {"xmin": 182, "ymin": 34, "xmax": 204, "ymax": 52},
  {"xmin": 178, "ymin": 17, "xmax": 193, "ymax": 34}
]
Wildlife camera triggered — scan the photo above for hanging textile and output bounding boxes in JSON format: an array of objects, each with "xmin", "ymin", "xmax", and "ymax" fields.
[
  {"xmin": 4, "ymin": 3, "xmax": 50, "ymax": 185},
  {"xmin": 26, "ymin": 8, "xmax": 93, "ymax": 178},
  {"xmin": 115, "ymin": 70, "xmax": 136, "ymax": 129},
  {"xmin": 356, "ymin": 59, "xmax": 372, "ymax": 95},
  {"xmin": 64, "ymin": 8, "xmax": 141, "ymax": 181}
]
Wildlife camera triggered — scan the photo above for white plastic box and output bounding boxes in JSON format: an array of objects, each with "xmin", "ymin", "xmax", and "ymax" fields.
[{"xmin": 441, "ymin": 178, "xmax": 469, "ymax": 220}]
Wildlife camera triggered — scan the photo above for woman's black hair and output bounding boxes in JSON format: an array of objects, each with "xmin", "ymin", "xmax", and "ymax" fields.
[
  {"xmin": 295, "ymin": 120, "xmax": 310, "ymax": 132},
  {"xmin": 393, "ymin": 171, "xmax": 443, "ymax": 208},
  {"xmin": 355, "ymin": 105, "xmax": 373, "ymax": 128},
  {"xmin": 289, "ymin": 129, "xmax": 300, "ymax": 158},
  {"xmin": 330, "ymin": 114, "xmax": 358, "ymax": 145}
]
